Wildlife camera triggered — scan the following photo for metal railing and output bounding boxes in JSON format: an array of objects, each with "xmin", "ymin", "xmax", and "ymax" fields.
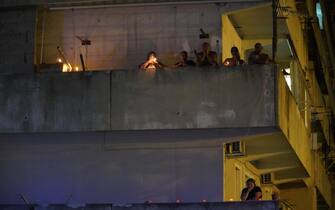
[
  {"xmin": 279, "ymin": 199, "xmax": 296, "ymax": 210},
  {"xmin": 284, "ymin": 59, "xmax": 312, "ymax": 126}
]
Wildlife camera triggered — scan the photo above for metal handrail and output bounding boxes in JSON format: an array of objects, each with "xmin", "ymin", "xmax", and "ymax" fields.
[{"xmin": 280, "ymin": 199, "xmax": 296, "ymax": 210}]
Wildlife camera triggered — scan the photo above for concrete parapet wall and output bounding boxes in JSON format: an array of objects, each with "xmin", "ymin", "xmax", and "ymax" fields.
[
  {"xmin": 0, "ymin": 65, "xmax": 275, "ymax": 132},
  {"xmin": 0, "ymin": 202, "xmax": 279, "ymax": 210},
  {"xmin": 111, "ymin": 65, "xmax": 275, "ymax": 130},
  {"xmin": 0, "ymin": 72, "xmax": 110, "ymax": 132}
]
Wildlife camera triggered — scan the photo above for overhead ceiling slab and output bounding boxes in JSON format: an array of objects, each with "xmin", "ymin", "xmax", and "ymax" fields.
[{"xmin": 228, "ymin": 4, "xmax": 289, "ymax": 39}]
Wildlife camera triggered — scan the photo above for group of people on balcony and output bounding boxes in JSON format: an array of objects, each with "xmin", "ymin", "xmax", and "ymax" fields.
[{"xmin": 139, "ymin": 42, "xmax": 271, "ymax": 70}]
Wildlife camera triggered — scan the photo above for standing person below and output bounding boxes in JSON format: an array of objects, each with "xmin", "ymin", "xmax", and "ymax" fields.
[
  {"xmin": 139, "ymin": 51, "xmax": 164, "ymax": 70},
  {"xmin": 223, "ymin": 46, "xmax": 244, "ymax": 67},
  {"xmin": 195, "ymin": 42, "xmax": 218, "ymax": 67},
  {"xmin": 240, "ymin": 178, "xmax": 262, "ymax": 201},
  {"xmin": 174, "ymin": 51, "xmax": 196, "ymax": 68}
]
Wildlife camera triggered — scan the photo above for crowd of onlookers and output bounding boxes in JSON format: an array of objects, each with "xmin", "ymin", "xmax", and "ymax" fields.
[{"xmin": 139, "ymin": 42, "xmax": 272, "ymax": 70}]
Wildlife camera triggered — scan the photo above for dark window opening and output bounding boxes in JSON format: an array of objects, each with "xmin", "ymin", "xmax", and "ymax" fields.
[{"xmin": 307, "ymin": 22, "xmax": 328, "ymax": 94}]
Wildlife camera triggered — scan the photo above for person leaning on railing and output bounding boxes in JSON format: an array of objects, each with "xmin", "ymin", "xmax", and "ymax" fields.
[{"xmin": 240, "ymin": 178, "xmax": 262, "ymax": 201}]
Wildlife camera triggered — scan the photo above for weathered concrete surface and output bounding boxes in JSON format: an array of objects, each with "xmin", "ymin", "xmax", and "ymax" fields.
[
  {"xmin": 0, "ymin": 65, "xmax": 278, "ymax": 204},
  {"xmin": 0, "ymin": 7, "xmax": 36, "ymax": 74},
  {"xmin": 0, "ymin": 72, "xmax": 110, "ymax": 132},
  {"xmin": 0, "ymin": 202, "xmax": 279, "ymax": 210},
  {"xmin": 0, "ymin": 65, "xmax": 275, "ymax": 132},
  {"xmin": 111, "ymin": 65, "xmax": 275, "ymax": 130}
]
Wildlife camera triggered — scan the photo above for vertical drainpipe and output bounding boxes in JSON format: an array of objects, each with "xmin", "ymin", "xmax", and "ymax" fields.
[
  {"xmin": 39, "ymin": 6, "xmax": 47, "ymax": 65},
  {"xmin": 272, "ymin": 0, "xmax": 278, "ymax": 126}
]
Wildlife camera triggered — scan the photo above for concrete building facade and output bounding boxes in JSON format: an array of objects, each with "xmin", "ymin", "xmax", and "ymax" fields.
[{"xmin": 0, "ymin": 0, "xmax": 334, "ymax": 210}]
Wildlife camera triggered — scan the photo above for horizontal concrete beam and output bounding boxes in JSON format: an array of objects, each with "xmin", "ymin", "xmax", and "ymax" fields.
[
  {"xmin": 274, "ymin": 167, "xmax": 309, "ymax": 180},
  {"xmin": 243, "ymin": 151, "xmax": 292, "ymax": 162},
  {"xmin": 273, "ymin": 178, "xmax": 305, "ymax": 185},
  {"xmin": 258, "ymin": 166, "xmax": 298, "ymax": 174},
  {"xmin": 250, "ymin": 153, "xmax": 300, "ymax": 169},
  {"xmin": 0, "ymin": 65, "xmax": 276, "ymax": 133}
]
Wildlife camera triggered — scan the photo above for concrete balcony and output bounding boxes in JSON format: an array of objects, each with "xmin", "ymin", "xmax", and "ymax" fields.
[
  {"xmin": 0, "ymin": 65, "xmax": 328, "ymax": 206},
  {"xmin": 0, "ymin": 65, "xmax": 280, "ymax": 204},
  {"xmin": 0, "ymin": 65, "xmax": 275, "ymax": 133},
  {"xmin": 0, "ymin": 64, "xmax": 326, "ymax": 205}
]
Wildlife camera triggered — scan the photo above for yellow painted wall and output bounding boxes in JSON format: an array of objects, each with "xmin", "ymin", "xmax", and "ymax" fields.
[
  {"xmin": 313, "ymin": 152, "xmax": 332, "ymax": 206},
  {"xmin": 277, "ymin": 1, "xmax": 332, "ymax": 206},
  {"xmin": 307, "ymin": 67, "xmax": 330, "ymax": 145},
  {"xmin": 278, "ymin": 71, "xmax": 312, "ymax": 176},
  {"xmin": 222, "ymin": 15, "xmax": 242, "ymax": 61},
  {"xmin": 278, "ymin": 71, "xmax": 332, "ymax": 207},
  {"xmin": 280, "ymin": 187, "xmax": 317, "ymax": 210},
  {"xmin": 221, "ymin": 15, "xmax": 273, "ymax": 62},
  {"xmin": 221, "ymin": 1, "xmax": 332, "ymax": 207},
  {"xmin": 261, "ymin": 184, "xmax": 279, "ymax": 201},
  {"xmin": 279, "ymin": 0, "xmax": 308, "ymax": 69},
  {"xmin": 221, "ymin": 14, "xmax": 273, "ymax": 62}
]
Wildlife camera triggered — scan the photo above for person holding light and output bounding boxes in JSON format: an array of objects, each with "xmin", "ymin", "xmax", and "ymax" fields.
[
  {"xmin": 223, "ymin": 47, "xmax": 244, "ymax": 67},
  {"xmin": 139, "ymin": 51, "xmax": 164, "ymax": 70}
]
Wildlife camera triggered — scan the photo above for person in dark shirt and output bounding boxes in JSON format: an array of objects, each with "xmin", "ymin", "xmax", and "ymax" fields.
[
  {"xmin": 195, "ymin": 42, "xmax": 218, "ymax": 67},
  {"xmin": 248, "ymin": 43, "xmax": 263, "ymax": 64},
  {"xmin": 223, "ymin": 46, "xmax": 244, "ymax": 67},
  {"xmin": 174, "ymin": 51, "xmax": 196, "ymax": 68},
  {"xmin": 247, "ymin": 43, "xmax": 273, "ymax": 64},
  {"xmin": 139, "ymin": 51, "xmax": 164, "ymax": 70},
  {"xmin": 240, "ymin": 178, "xmax": 262, "ymax": 201}
]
